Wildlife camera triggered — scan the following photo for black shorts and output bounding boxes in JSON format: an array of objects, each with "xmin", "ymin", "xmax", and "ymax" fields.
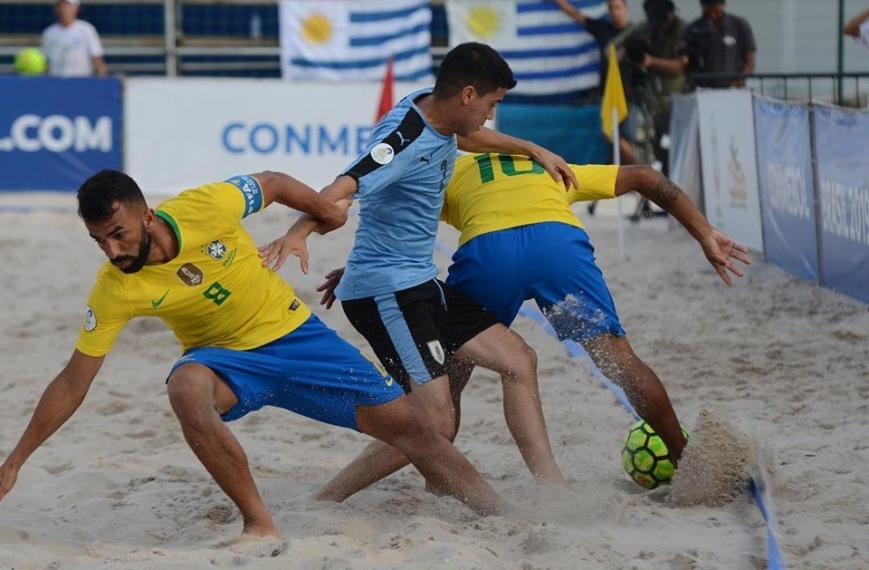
[{"xmin": 341, "ymin": 279, "xmax": 500, "ymax": 392}]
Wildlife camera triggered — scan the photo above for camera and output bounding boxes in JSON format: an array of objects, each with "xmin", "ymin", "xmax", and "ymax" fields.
[{"xmin": 682, "ymin": 27, "xmax": 712, "ymax": 73}]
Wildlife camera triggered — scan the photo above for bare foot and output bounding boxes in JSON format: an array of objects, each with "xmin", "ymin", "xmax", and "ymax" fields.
[{"xmin": 242, "ymin": 518, "xmax": 281, "ymax": 539}]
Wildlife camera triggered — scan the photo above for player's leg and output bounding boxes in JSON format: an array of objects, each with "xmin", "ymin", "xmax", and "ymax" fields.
[
  {"xmin": 165, "ymin": 362, "xmax": 278, "ymax": 538},
  {"xmin": 315, "ymin": 287, "xmax": 468, "ymax": 502},
  {"xmin": 447, "ymin": 361, "xmax": 475, "ymax": 435},
  {"xmin": 354, "ymin": 395, "xmax": 504, "ymax": 515},
  {"xmin": 581, "ymin": 333, "xmax": 686, "ymax": 460},
  {"xmin": 453, "ymin": 323, "xmax": 569, "ymax": 487},
  {"xmin": 531, "ymin": 225, "xmax": 687, "ymax": 460},
  {"xmin": 312, "ymin": 375, "xmax": 456, "ymax": 503},
  {"xmin": 446, "ymin": 232, "xmax": 568, "ymax": 486}
]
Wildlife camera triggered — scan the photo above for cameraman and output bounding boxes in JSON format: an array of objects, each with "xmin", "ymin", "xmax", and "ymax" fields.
[
  {"xmin": 679, "ymin": 0, "xmax": 756, "ymax": 89},
  {"xmin": 613, "ymin": 0, "xmax": 686, "ymax": 171}
]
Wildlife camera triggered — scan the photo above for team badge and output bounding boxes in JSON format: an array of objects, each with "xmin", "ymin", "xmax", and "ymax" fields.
[
  {"xmin": 83, "ymin": 306, "xmax": 97, "ymax": 332},
  {"xmin": 426, "ymin": 340, "xmax": 445, "ymax": 365},
  {"xmin": 177, "ymin": 263, "xmax": 204, "ymax": 286},
  {"xmin": 205, "ymin": 240, "xmax": 227, "ymax": 260},
  {"xmin": 370, "ymin": 143, "xmax": 395, "ymax": 165}
]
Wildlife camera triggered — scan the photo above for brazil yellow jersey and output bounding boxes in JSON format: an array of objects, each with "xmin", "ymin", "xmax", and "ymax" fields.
[
  {"xmin": 75, "ymin": 176, "xmax": 311, "ymax": 357},
  {"xmin": 441, "ymin": 153, "xmax": 619, "ymax": 247}
]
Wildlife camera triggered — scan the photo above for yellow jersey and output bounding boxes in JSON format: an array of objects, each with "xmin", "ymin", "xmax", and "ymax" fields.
[
  {"xmin": 75, "ymin": 177, "xmax": 311, "ymax": 357},
  {"xmin": 441, "ymin": 153, "xmax": 619, "ymax": 247}
]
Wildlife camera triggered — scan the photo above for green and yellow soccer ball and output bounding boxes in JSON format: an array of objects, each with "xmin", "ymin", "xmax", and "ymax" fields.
[
  {"xmin": 14, "ymin": 47, "xmax": 48, "ymax": 75},
  {"xmin": 621, "ymin": 420, "xmax": 688, "ymax": 489}
]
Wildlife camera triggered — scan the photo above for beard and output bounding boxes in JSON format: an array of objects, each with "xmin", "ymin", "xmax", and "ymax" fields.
[{"xmin": 111, "ymin": 231, "xmax": 152, "ymax": 274}]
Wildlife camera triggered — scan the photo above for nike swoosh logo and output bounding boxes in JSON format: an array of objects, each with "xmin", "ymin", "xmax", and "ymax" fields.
[
  {"xmin": 151, "ymin": 289, "xmax": 170, "ymax": 308},
  {"xmin": 385, "ymin": 376, "xmax": 394, "ymax": 387}
]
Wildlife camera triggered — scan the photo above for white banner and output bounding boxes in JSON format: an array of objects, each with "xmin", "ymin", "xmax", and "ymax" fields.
[
  {"xmin": 696, "ymin": 89, "xmax": 764, "ymax": 253},
  {"xmin": 279, "ymin": 0, "xmax": 433, "ymax": 81},
  {"xmin": 124, "ymin": 78, "xmax": 428, "ymax": 196},
  {"xmin": 445, "ymin": 0, "xmax": 603, "ymax": 96}
]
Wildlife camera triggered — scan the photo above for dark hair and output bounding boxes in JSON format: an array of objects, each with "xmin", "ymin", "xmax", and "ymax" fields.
[
  {"xmin": 433, "ymin": 42, "xmax": 517, "ymax": 99},
  {"xmin": 644, "ymin": 0, "xmax": 674, "ymax": 14},
  {"xmin": 77, "ymin": 169, "xmax": 147, "ymax": 223}
]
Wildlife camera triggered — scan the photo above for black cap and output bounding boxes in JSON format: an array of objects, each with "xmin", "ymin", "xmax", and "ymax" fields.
[{"xmin": 644, "ymin": 0, "xmax": 674, "ymax": 31}]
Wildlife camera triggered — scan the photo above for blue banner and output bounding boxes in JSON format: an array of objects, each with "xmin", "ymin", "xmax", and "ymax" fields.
[
  {"xmin": 497, "ymin": 103, "xmax": 610, "ymax": 166},
  {"xmin": 0, "ymin": 76, "xmax": 122, "ymax": 192},
  {"xmin": 812, "ymin": 105, "xmax": 869, "ymax": 303},
  {"xmin": 753, "ymin": 98, "xmax": 818, "ymax": 282}
]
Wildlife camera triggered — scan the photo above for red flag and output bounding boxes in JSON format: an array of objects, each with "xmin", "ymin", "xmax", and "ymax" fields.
[{"xmin": 375, "ymin": 57, "xmax": 394, "ymax": 122}]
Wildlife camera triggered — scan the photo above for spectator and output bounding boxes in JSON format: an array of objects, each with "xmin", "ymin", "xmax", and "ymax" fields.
[
  {"xmin": 551, "ymin": 0, "xmax": 638, "ymax": 165},
  {"xmin": 613, "ymin": 0, "xmax": 686, "ymax": 172},
  {"xmin": 679, "ymin": 0, "xmax": 755, "ymax": 89},
  {"xmin": 41, "ymin": 0, "xmax": 108, "ymax": 77},
  {"xmin": 843, "ymin": 7, "xmax": 869, "ymax": 48}
]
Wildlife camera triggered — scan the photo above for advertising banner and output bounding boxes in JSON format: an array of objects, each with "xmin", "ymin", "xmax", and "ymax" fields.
[
  {"xmin": 696, "ymin": 89, "xmax": 764, "ymax": 253},
  {"xmin": 812, "ymin": 104, "xmax": 869, "ymax": 303},
  {"xmin": 753, "ymin": 97, "xmax": 818, "ymax": 282},
  {"xmin": 0, "ymin": 76, "xmax": 122, "ymax": 191},
  {"xmin": 125, "ymin": 78, "xmax": 428, "ymax": 195},
  {"xmin": 669, "ymin": 93, "xmax": 702, "ymax": 214}
]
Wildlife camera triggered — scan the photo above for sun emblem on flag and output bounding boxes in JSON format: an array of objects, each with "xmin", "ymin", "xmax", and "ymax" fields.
[
  {"xmin": 206, "ymin": 240, "xmax": 227, "ymax": 260},
  {"xmin": 467, "ymin": 6, "xmax": 500, "ymax": 39},
  {"xmin": 302, "ymin": 13, "xmax": 333, "ymax": 45}
]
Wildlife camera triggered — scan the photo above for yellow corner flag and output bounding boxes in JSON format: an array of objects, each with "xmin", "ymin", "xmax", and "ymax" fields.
[{"xmin": 601, "ymin": 43, "xmax": 628, "ymax": 141}]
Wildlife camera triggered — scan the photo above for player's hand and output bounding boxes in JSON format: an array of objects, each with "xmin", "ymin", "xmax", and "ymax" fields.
[
  {"xmin": 0, "ymin": 460, "xmax": 20, "ymax": 502},
  {"xmin": 529, "ymin": 147, "xmax": 578, "ymax": 191},
  {"xmin": 258, "ymin": 229, "xmax": 310, "ymax": 274},
  {"xmin": 316, "ymin": 267, "xmax": 345, "ymax": 309},
  {"xmin": 699, "ymin": 229, "xmax": 751, "ymax": 286}
]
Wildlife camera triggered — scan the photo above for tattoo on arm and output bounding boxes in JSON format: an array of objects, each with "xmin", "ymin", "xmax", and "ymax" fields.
[{"xmin": 648, "ymin": 175, "xmax": 680, "ymax": 210}]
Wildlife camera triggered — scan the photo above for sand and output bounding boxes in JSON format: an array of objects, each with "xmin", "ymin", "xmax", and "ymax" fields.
[{"xmin": 0, "ymin": 190, "xmax": 867, "ymax": 570}]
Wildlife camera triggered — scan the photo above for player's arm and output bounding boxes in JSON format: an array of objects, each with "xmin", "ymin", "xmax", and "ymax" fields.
[
  {"xmin": 254, "ymin": 170, "xmax": 349, "ymax": 235},
  {"xmin": 0, "ymin": 350, "xmax": 104, "ymax": 501},
  {"xmin": 457, "ymin": 127, "xmax": 578, "ymax": 189},
  {"xmin": 615, "ymin": 165, "xmax": 751, "ymax": 285},
  {"xmin": 258, "ymin": 174, "xmax": 358, "ymax": 274}
]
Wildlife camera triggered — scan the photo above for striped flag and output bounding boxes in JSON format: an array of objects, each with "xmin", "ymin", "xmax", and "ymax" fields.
[
  {"xmin": 279, "ymin": 0, "xmax": 434, "ymax": 81},
  {"xmin": 445, "ymin": 0, "xmax": 605, "ymax": 96}
]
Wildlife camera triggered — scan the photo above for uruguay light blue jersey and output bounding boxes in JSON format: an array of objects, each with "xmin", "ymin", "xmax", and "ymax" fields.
[{"xmin": 335, "ymin": 88, "xmax": 457, "ymax": 300}]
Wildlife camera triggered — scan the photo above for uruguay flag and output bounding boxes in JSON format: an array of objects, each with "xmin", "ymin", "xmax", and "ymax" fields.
[
  {"xmin": 279, "ymin": 0, "xmax": 434, "ymax": 81},
  {"xmin": 445, "ymin": 0, "xmax": 605, "ymax": 96}
]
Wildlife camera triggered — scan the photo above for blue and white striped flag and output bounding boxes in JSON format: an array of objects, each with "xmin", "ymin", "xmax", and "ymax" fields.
[
  {"xmin": 279, "ymin": 0, "xmax": 434, "ymax": 81},
  {"xmin": 445, "ymin": 0, "xmax": 605, "ymax": 96}
]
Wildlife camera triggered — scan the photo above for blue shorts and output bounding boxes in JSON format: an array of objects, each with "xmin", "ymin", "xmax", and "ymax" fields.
[
  {"xmin": 446, "ymin": 222, "xmax": 625, "ymax": 343},
  {"xmin": 168, "ymin": 314, "xmax": 402, "ymax": 430}
]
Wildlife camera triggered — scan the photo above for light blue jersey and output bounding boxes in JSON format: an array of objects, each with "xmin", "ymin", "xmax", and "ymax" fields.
[{"xmin": 335, "ymin": 88, "xmax": 457, "ymax": 300}]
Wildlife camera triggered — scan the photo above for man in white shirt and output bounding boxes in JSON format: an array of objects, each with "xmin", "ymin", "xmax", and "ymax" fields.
[
  {"xmin": 844, "ymin": 7, "xmax": 869, "ymax": 48},
  {"xmin": 41, "ymin": 0, "xmax": 108, "ymax": 77}
]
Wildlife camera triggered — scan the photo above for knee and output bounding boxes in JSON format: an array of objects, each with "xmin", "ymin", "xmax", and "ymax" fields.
[
  {"xmin": 422, "ymin": 406, "xmax": 457, "ymax": 442},
  {"xmin": 371, "ymin": 401, "xmax": 456, "ymax": 448},
  {"xmin": 505, "ymin": 341, "xmax": 538, "ymax": 382},
  {"xmin": 166, "ymin": 366, "xmax": 215, "ymax": 423}
]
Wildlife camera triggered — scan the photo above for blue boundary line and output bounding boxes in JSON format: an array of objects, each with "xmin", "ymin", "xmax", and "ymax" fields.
[{"xmin": 434, "ymin": 238, "xmax": 786, "ymax": 569}]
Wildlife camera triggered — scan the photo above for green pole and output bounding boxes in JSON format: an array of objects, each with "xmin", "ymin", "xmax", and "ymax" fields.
[{"xmin": 837, "ymin": 0, "xmax": 845, "ymax": 105}]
